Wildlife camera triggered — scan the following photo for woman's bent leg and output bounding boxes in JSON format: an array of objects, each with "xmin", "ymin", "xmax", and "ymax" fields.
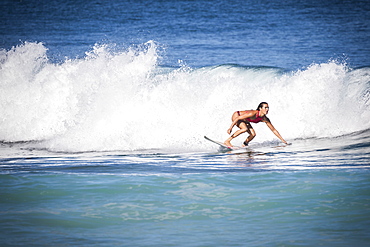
[
  {"xmin": 243, "ymin": 126, "xmax": 256, "ymax": 146},
  {"xmin": 224, "ymin": 120, "xmax": 248, "ymax": 147}
]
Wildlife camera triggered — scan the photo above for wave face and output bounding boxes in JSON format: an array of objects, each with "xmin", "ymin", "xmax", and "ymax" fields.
[{"xmin": 1, "ymin": 42, "xmax": 369, "ymax": 151}]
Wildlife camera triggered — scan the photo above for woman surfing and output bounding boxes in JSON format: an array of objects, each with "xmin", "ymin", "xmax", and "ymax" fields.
[{"xmin": 224, "ymin": 102, "xmax": 289, "ymax": 147}]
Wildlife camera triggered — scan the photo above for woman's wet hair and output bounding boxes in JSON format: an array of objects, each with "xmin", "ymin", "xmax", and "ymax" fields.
[{"xmin": 256, "ymin": 102, "xmax": 268, "ymax": 110}]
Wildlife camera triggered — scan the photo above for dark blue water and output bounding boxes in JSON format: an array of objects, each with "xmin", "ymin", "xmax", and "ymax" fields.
[
  {"xmin": 1, "ymin": 0, "xmax": 370, "ymax": 246},
  {"xmin": 1, "ymin": 0, "xmax": 369, "ymax": 68}
]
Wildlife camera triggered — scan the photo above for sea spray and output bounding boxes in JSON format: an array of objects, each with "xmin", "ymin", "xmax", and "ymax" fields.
[
  {"xmin": 281, "ymin": 62, "xmax": 370, "ymax": 138},
  {"xmin": 0, "ymin": 41, "xmax": 160, "ymax": 147},
  {"xmin": 1, "ymin": 42, "xmax": 369, "ymax": 152}
]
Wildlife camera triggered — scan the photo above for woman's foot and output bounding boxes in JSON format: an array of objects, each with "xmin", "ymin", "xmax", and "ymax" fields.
[
  {"xmin": 224, "ymin": 140, "xmax": 233, "ymax": 147},
  {"xmin": 242, "ymin": 141, "xmax": 249, "ymax": 147}
]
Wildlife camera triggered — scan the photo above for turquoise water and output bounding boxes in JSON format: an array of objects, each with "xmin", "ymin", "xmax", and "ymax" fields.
[
  {"xmin": 2, "ymin": 171, "xmax": 369, "ymax": 246},
  {"xmin": 1, "ymin": 133, "xmax": 370, "ymax": 246},
  {"xmin": 1, "ymin": 0, "xmax": 370, "ymax": 246}
]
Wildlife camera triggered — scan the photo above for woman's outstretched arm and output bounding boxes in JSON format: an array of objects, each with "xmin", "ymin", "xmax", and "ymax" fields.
[{"xmin": 265, "ymin": 120, "xmax": 289, "ymax": 144}]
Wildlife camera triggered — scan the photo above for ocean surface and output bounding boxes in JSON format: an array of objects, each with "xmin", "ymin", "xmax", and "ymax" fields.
[{"xmin": 1, "ymin": 0, "xmax": 370, "ymax": 246}]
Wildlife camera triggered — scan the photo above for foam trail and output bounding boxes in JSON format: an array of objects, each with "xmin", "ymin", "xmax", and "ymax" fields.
[{"xmin": 0, "ymin": 42, "xmax": 369, "ymax": 152}]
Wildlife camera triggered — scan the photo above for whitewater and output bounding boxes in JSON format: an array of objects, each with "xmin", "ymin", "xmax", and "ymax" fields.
[{"xmin": 1, "ymin": 41, "xmax": 369, "ymax": 153}]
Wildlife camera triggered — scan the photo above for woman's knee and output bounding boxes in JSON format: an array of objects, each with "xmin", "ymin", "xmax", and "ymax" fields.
[{"xmin": 240, "ymin": 128, "xmax": 248, "ymax": 134}]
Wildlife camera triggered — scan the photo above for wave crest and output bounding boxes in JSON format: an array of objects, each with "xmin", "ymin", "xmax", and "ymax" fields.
[{"xmin": 1, "ymin": 42, "xmax": 369, "ymax": 151}]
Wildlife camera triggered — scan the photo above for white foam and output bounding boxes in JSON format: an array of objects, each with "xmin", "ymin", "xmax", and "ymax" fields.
[{"xmin": 1, "ymin": 42, "xmax": 369, "ymax": 152}]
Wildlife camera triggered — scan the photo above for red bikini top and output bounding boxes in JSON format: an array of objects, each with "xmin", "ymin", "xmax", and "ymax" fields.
[{"xmin": 246, "ymin": 111, "xmax": 264, "ymax": 123}]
